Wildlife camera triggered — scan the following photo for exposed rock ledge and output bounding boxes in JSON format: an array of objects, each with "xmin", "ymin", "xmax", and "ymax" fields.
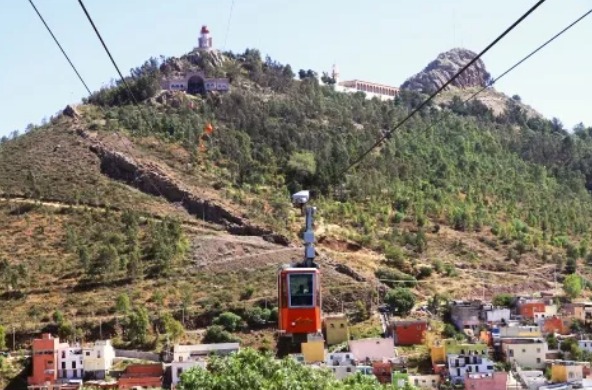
[{"xmin": 76, "ymin": 128, "xmax": 290, "ymax": 246}]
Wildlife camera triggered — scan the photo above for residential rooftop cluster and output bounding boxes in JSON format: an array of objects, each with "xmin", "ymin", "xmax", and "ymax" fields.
[{"xmin": 21, "ymin": 294, "xmax": 592, "ymax": 389}]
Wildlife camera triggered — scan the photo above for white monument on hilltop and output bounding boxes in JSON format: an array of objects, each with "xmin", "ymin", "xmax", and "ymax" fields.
[{"xmin": 197, "ymin": 25, "xmax": 213, "ymax": 51}]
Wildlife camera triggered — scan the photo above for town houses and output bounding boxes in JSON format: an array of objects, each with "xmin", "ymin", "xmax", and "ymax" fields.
[{"xmin": 22, "ymin": 290, "xmax": 592, "ymax": 389}]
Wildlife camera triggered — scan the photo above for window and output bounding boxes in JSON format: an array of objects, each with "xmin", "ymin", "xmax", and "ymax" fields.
[
  {"xmin": 346, "ymin": 367, "xmax": 352, "ymax": 373},
  {"xmin": 536, "ymin": 358, "xmax": 541, "ymax": 363},
  {"xmin": 62, "ymin": 352, "xmax": 66, "ymax": 359},
  {"xmin": 509, "ymin": 349, "xmax": 514, "ymax": 357},
  {"xmin": 85, "ymin": 352, "xmax": 90, "ymax": 356},
  {"xmin": 569, "ymin": 372, "xmax": 574, "ymax": 379},
  {"xmin": 72, "ymin": 361, "xmax": 76, "ymax": 369},
  {"xmin": 97, "ymin": 351, "xmax": 101, "ymax": 359},
  {"xmin": 414, "ymin": 379, "xmax": 419, "ymax": 386},
  {"xmin": 179, "ymin": 356, "xmax": 183, "ymax": 362},
  {"xmin": 537, "ymin": 348, "xmax": 541, "ymax": 353},
  {"xmin": 522, "ymin": 349, "xmax": 526, "ymax": 353},
  {"xmin": 62, "ymin": 362, "xmax": 66, "ymax": 369},
  {"xmin": 177, "ymin": 368, "xmax": 183, "ymax": 376},
  {"xmin": 288, "ymin": 273, "xmax": 314, "ymax": 307}
]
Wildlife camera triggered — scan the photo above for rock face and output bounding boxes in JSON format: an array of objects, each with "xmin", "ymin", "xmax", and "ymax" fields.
[
  {"xmin": 77, "ymin": 128, "xmax": 290, "ymax": 246},
  {"xmin": 63, "ymin": 105, "xmax": 80, "ymax": 119},
  {"xmin": 401, "ymin": 48, "xmax": 491, "ymax": 94}
]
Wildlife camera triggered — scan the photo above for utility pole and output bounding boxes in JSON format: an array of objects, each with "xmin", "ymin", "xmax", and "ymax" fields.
[{"xmin": 554, "ymin": 264, "xmax": 557, "ymax": 294}]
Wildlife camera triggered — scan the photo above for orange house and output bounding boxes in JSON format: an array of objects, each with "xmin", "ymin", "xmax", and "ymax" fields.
[
  {"xmin": 391, "ymin": 320, "xmax": 427, "ymax": 346},
  {"xmin": 543, "ymin": 316, "xmax": 570, "ymax": 335},
  {"xmin": 519, "ymin": 302, "xmax": 545, "ymax": 319},
  {"xmin": 118, "ymin": 364, "xmax": 163, "ymax": 390},
  {"xmin": 28, "ymin": 333, "xmax": 67, "ymax": 386}
]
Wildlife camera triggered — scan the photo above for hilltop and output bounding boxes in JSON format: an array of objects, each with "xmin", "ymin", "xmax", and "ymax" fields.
[{"xmin": 1, "ymin": 45, "xmax": 592, "ymax": 358}]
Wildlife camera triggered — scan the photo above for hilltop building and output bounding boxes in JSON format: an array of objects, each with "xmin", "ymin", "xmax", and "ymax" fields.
[
  {"xmin": 161, "ymin": 25, "xmax": 230, "ymax": 95},
  {"xmin": 160, "ymin": 72, "xmax": 229, "ymax": 94},
  {"xmin": 331, "ymin": 65, "xmax": 399, "ymax": 101},
  {"xmin": 197, "ymin": 25, "xmax": 213, "ymax": 51}
]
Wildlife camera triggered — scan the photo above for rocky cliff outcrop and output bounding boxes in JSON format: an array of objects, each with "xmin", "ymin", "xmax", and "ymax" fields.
[
  {"xmin": 77, "ymin": 128, "xmax": 290, "ymax": 246},
  {"xmin": 401, "ymin": 48, "xmax": 491, "ymax": 94}
]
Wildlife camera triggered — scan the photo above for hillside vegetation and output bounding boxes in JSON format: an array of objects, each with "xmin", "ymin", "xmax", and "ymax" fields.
[{"xmin": 1, "ymin": 47, "xmax": 592, "ymax": 350}]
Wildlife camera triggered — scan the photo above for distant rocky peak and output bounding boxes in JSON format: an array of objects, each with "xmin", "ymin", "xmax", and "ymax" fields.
[{"xmin": 401, "ymin": 48, "xmax": 491, "ymax": 94}]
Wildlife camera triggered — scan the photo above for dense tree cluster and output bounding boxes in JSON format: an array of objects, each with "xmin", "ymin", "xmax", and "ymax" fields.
[
  {"xmin": 178, "ymin": 348, "xmax": 416, "ymax": 390},
  {"xmin": 64, "ymin": 210, "xmax": 188, "ymax": 282}
]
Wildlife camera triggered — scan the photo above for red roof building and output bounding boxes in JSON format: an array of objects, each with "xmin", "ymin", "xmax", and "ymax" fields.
[
  {"xmin": 28, "ymin": 334, "xmax": 68, "ymax": 386},
  {"xmin": 372, "ymin": 362, "xmax": 393, "ymax": 384},
  {"xmin": 542, "ymin": 316, "xmax": 570, "ymax": 335},
  {"xmin": 519, "ymin": 302, "xmax": 545, "ymax": 319},
  {"xmin": 391, "ymin": 320, "xmax": 428, "ymax": 346},
  {"xmin": 118, "ymin": 364, "xmax": 163, "ymax": 390}
]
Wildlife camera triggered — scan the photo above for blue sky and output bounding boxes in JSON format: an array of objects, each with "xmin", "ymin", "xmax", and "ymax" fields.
[{"xmin": 1, "ymin": 0, "xmax": 591, "ymax": 137}]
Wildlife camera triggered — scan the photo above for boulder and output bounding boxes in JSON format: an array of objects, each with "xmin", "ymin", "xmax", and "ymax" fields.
[{"xmin": 401, "ymin": 48, "xmax": 491, "ymax": 94}]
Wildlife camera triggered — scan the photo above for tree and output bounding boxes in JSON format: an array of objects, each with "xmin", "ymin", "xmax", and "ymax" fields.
[
  {"xmin": 384, "ymin": 288, "xmax": 416, "ymax": 316},
  {"xmin": 116, "ymin": 293, "xmax": 131, "ymax": 314},
  {"xmin": 0, "ymin": 325, "xmax": 6, "ymax": 350},
  {"xmin": 492, "ymin": 293, "xmax": 513, "ymax": 307},
  {"xmin": 565, "ymin": 257, "xmax": 577, "ymax": 274},
  {"xmin": 212, "ymin": 312, "xmax": 243, "ymax": 332},
  {"xmin": 202, "ymin": 325, "xmax": 238, "ymax": 344},
  {"xmin": 177, "ymin": 347, "xmax": 407, "ymax": 390},
  {"xmin": 126, "ymin": 306, "xmax": 150, "ymax": 345},
  {"xmin": 161, "ymin": 312, "xmax": 184, "ymax": 342},
  {"xmin": 563, "ymin": 274, "xmax": 582, "ymax": 299},
  {"xmin": 53, "ymin": 310, "xmax": 64, "ymax": 325}
]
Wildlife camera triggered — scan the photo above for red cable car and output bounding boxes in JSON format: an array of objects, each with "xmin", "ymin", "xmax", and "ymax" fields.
[{"xmin": 277, "ymin": 266, "xmax": 322, "ymax": 335}]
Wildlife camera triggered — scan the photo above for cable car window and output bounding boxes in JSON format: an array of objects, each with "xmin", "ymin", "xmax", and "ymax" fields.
[{"xmin": 289, "ymin": 273, "xmax": 314, "ymax": 307}]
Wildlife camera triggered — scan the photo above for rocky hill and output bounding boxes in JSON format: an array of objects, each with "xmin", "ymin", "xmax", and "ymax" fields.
[
  {"xmin": 0, "ymin": 47, "xmax": 591, "ymax": 357},
  {"xmin": 401, "ymin": 48, "xmax": 491, "ymax": 93}
]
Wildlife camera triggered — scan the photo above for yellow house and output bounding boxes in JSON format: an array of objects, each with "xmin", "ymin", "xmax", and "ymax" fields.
[
  {"xmin": 302, "ymin": 340, "xmax": 325, "ymax": 363},
  {"xmin": 551, "ymin": 362, "xmax": 583, "ymax": 383},
  {"xmin": 82, "ymin": 340, "xmax": 116, "ymax": 379},
  {"xmin": 324, "ymin": 314, "xmax": 349, "ymax": 346},
  {"xmin": 431, "ymin": 342, "xmax": 446, "ymax": 366}
]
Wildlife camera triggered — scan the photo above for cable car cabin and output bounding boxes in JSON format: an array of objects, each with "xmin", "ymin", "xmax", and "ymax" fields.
[{"xmin": 278, "ymin": 267, "xmax": 322, "ymax": 335}]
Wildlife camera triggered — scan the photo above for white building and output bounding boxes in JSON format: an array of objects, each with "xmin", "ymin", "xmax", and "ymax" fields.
[
  {"xmin": 324, "ymin": 352, "xmax": 366, "ymax": 380},
  {"xmin": 82, "ymin": 340, "xmax": 115, "ymax": 380},
  {"xmin": 58, "ymin": 344, "xmax": 84, "ymax": 380},
  {"xmin": 447, "ymin": 352, "xmax": 495, "ymax": 383},
  {"xmin": 409, "ymin": 374, "xmax": 441, "ymax": 389},
  {"xmin": 579, "ymin": 340, "xmax": 592, "ymax": 353},
  {"xmin": 502, "ymin": 338, "xmax": 548, "ymax": 369},
  {"xmin": 534, "ymin": 305, "xmax": 558, "ymax": 324},
  {"xmin": 486, "ymin": 308, "xmax": 511, "ymax": 324},
  {"xmin": 172, "ymin": 361, "xmax": 207, "ymax": 387},
  {"xmin": 171, "ymin": 343, "xmax": 239, "ymax": 387},
  {"xmin": 328, "ymin": 365, "xmax": 373, "ymax": 381},
  {"xmin": 326, "ymin": 352, "xmax": 356, "ymax": 366},
  {"xmin": 330, "ymin": 65, "xmax": 399, "ymax": 101}
]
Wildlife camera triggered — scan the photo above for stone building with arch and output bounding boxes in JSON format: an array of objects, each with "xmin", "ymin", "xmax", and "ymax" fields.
[{"xmin": 160, "ymin": 71, "xmax": 230, "ymax": 95}]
